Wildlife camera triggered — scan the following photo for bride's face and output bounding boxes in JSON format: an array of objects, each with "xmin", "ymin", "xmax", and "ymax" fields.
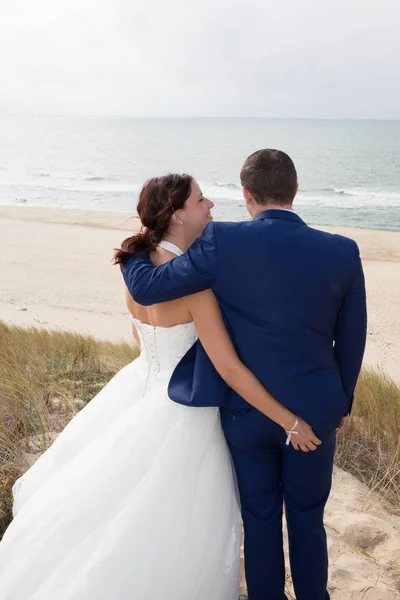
[{"xmin": 177, "ymin": 179, "xmax": 214, "ymax": 239}]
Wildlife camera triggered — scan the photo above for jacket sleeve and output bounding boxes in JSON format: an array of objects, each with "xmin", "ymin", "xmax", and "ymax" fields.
[
  {"xmin": 122, "ymin": 222, "xmax": 218, "ymax": 306},
  {"xmin": 334, "ymin": 241, "xmax": 367, "ymax": 413}
]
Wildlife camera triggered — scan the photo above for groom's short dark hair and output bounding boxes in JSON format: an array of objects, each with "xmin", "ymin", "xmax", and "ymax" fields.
[{"xmin": 240, "ymin": 149, "xmax": 298, "ymax": 206}]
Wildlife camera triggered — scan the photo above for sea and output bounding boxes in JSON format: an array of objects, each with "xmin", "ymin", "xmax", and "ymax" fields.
[{"xmin": 0, "ymin": 116, "xmax": 399, "ymax": 230}]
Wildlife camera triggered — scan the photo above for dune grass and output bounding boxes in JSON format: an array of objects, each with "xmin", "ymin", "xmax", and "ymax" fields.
[
  {"xmin": 1, "ymin": 321, "xmax": 399, "ymax": 540},
  {"xmin": 0, "ymin": 321, "xmax": 137, "ymax": 538},
  {"xmin": 335, "ymin": 367, "xmax": 400, "ymax": 513}
]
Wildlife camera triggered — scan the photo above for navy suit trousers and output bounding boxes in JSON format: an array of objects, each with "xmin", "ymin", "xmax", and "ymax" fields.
[{"xmin": 221, "ymin": 408, "xmax": 335, "ymax": 600}]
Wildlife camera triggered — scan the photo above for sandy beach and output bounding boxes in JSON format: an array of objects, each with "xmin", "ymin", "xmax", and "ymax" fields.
[
  {"xmin": 1, "ymin": 205, "xmax": 399, "ymax": 381},
  {"xmin": 1, "ymin": 205, "xmax": 400, "ymax": 598}
]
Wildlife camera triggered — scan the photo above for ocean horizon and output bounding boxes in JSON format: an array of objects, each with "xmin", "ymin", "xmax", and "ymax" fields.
[{"xmin": 1, "ymin": 116, "xmax": 399, "ymax": 231}]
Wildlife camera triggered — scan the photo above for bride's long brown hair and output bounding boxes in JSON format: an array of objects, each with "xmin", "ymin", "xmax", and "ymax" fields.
[{"xmin": 113, "ymin": 173, "xmax": 193, "ymax": 266}]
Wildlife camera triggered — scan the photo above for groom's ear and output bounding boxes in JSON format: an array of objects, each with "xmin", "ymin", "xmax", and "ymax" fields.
[{"xmin": 242, "ymin": 186, "xmax": 252, "ymax": 207}]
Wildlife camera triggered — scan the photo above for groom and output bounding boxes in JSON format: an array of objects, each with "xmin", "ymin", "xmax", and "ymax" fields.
[{"xmin": 122, "ymin": 149, "xmax": 367, "ymax": 600}]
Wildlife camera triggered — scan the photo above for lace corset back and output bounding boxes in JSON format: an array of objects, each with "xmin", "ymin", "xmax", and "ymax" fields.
[{"xmin": 131, "ymin": 317, "xmax": 198, "ymax": 389}]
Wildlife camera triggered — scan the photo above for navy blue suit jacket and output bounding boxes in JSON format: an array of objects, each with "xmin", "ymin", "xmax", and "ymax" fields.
[{"xmin": 123, "ymin": 210, "xmax": 367, "ymax": 434}]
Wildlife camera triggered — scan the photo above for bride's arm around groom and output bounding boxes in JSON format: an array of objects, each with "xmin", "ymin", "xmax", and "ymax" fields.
[{"xmin": 183, "ymin": 288, "xmax": 321, "ymax": 451}]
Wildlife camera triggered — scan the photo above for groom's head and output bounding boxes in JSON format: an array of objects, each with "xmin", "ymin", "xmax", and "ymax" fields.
[{"xmin": 240, "ymin": 149, "xmax": 298, "ymax": 217}]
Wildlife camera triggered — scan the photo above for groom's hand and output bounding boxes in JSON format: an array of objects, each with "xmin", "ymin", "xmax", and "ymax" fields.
[{"xmin": 336, "ymin": 416, "xmax": 347, "ymax": 434}]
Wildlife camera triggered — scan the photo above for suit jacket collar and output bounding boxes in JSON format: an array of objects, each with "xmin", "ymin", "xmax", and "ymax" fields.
[{"xmin": 253, "ymin": 209, "xmax": 306, "ymax": 225}]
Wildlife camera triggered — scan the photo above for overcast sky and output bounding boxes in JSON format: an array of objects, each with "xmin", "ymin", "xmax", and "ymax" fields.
[{"xmin": 1, "ymin": 0, "xmax": 399, "ymax": 118}]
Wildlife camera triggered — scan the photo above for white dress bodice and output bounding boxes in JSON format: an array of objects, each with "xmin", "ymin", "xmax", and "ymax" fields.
[{"xmin": 131, "ymin": 317, "xmax": 198, "ymax": 390}]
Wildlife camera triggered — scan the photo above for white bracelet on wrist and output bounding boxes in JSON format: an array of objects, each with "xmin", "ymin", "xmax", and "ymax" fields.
[{"xmin": 285, "ymin": 417, "xmax": 299, "ymax": 446}]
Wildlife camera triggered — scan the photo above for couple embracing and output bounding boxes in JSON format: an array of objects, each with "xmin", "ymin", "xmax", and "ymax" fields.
[{"xmin": 0, "ymin": 149, "xmax": 367, "ymax": 600}]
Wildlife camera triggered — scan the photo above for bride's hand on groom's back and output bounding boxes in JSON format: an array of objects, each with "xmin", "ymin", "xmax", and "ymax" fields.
[{"xmin": 290, "ymin": 418, "xmax": 322, "ymax": 452}]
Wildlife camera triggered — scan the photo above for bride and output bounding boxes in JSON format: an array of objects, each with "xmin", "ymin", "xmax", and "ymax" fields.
[{"xmin": 0, "ymin": 173, "xmax": 319, "ymax": 600}]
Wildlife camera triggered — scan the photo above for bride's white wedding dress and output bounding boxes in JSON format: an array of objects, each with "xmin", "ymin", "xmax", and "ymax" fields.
[{"xmin": 0, "ymin": 318, "xmax": 241, "ymax": 599}]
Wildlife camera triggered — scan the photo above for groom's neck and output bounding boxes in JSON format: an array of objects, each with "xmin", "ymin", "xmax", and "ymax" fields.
[{"xmin": 250, "ymin": 203, "xmax": 293, "ymax": 219}]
